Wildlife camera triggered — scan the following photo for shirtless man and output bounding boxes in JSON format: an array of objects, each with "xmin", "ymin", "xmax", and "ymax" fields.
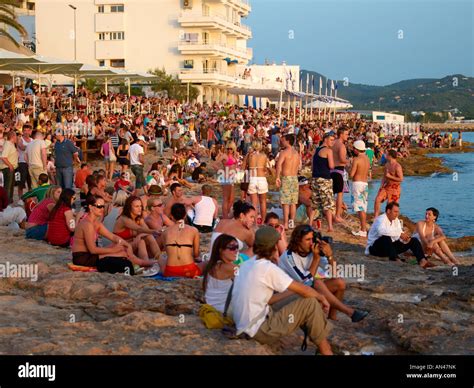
[
  {"xmin": 331, "ymin": 128, "xmax": 348, "ymax": 223},
  {"xmin": 374, "ymin": 149, "xmax": 403, "ymax": 218},
  {"xmin": 244, "ymin": 139, "xmax": 271, "ymax": 223},
  {"xmin": 164, "ymin": 182, "xmax": 193, "ymax": 217},
  {"xmin": 349, "ymin": 140, "xmax": 370, "ymax": 237},
  {"xmin": 275, "ymin": 134, "xmax": 301, "ymax": 230}
]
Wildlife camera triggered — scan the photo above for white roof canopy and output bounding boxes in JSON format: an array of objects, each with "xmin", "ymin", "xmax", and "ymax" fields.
[{"xmin": 0, "ymin": 49, "xmax": 42, "ymax": 68}]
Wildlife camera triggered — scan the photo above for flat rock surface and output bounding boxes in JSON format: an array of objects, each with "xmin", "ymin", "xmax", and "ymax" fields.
[{"xmin": 0, "ymin": 224, "xmax": 472, "ymax": 355}]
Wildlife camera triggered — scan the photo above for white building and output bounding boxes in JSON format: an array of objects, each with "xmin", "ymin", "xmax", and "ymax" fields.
[
  {"xmin": 372, "ymin": 111, "xmax": 405, "ymax": 124},
  {"xmin": 34, "ymin": 0, "xmax": 254, "ymax": 103}
]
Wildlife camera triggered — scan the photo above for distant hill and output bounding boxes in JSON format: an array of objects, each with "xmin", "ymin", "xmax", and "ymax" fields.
[{"xmin": 301, "ymin": 70, "xmax": 474, "ymax": 119}]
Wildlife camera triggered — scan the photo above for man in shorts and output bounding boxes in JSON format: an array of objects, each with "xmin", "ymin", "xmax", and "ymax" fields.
[
  {"xmin": 374, "ymin": 149, "xmax": 403, "ymax": 218},
  {"xmin": 349, "ymin": 140, "xmax": 370, "ymax": 237},
  {"xmin": 276, "ymin": 134, "xmax": 301, "ymax": 230}
]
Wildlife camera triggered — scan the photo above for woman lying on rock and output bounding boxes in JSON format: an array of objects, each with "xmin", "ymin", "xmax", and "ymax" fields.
[
  {"xmin": 413, "ymin": 207, "xmax": 460, "ymax": 266},
  {"xmin": 72, "ymin": 195, "xmax": 155, "ymax": 274}
]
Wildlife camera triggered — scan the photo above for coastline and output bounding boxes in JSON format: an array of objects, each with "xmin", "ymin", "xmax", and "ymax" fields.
[{"xmin": 372, "ymin": 142, "xmax": 474, "ymax": 179}]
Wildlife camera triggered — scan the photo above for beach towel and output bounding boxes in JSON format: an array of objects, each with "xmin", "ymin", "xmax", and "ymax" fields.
[{"xmin": 67, "ymin": 263, "xmax": 98, "ymax": 272}]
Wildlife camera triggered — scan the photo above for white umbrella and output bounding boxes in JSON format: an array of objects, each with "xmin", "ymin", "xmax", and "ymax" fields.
[
  {"xmin": 0, "ymin": 49, "xmax": 42, "ymax": 67},
  {"xmin": 62, "ymin": 64, "xmax": 118, "ymax": 94}
]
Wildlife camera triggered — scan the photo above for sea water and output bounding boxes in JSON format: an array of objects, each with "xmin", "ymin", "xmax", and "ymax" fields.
[{"xmin": 345, "ymin": 132, "xmax": 474, "ymax": 238}]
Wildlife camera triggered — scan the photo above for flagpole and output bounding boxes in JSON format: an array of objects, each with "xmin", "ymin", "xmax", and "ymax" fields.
[
  {"xmin": 318, "ymin": 76, "xmax": 322, "ymax": 121},
  {"xmin": 309, "ymin": 75, "xmax": 314, "ymax": 120},
  {"xmin": 304, "ymin": 73, "xmax": 309, "ymax": 121},
  {"xmin": 278, "ymin": 84, "xmax": 283, "ymax": 125}
]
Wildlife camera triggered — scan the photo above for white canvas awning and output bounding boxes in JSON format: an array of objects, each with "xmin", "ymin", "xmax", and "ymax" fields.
[{"xmin": 0, "ymin": 48, "xmax": 42, "ymax": 68}]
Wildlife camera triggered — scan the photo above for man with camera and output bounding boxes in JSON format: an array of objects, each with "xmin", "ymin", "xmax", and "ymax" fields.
[{"xmin": 279, "ymin": 225, "xmax": 369, "ymax": 322}]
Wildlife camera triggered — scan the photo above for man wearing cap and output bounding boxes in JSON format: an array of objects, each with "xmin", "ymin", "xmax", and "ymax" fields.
[
  {"xmin": 231, "ymin": 226, "xmax": 333, "ymax": 355},
  {"xmin": 297, "ymin": 176, "xmax": 314, "ymax": 224},
  {"xmin": 129, "ymin": 135, "xmax": 147, "ymax": 194},
  {"xmin": 350, "ymin": 140, "xmax": 370, "ymax": 237}
]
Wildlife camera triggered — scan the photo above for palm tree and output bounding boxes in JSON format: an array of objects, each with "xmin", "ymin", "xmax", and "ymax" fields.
[{"xmin": 0, "ymin": 0, "xmax": 27, "ymax": 47}]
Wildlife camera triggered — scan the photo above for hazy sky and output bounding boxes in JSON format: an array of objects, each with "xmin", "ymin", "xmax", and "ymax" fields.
[{"xmin": 247, "ymin": 0, "xmax": 474, "ymax": 85}]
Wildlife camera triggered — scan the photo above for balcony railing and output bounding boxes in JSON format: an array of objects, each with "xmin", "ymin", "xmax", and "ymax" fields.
[
  {"xmin": 178, "ymin": 40, "xmax": 253, "ymax": 59},
  {"xmin": 179, "ymin": 11, "xmax": 252, "ymax": 37}
]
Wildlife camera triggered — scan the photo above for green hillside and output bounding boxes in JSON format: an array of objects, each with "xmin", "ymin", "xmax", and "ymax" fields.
[{"xmin": 301, "ymin": 70, "xmax": 474, "ymax": 119}]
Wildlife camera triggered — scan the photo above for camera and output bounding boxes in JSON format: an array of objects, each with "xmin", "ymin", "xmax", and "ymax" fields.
[{"xmin": 312, "ymin": 231, "xmax": 333, "ymax": 257}]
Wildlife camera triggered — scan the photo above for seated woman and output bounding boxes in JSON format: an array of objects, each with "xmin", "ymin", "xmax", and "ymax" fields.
[
  {"xmin": 25, "ymin": 185, "xmax": 61, "ymax": 240},
  {"xmin": 145, "ymin": 197, "xmax": 174, "ymax": 250},
  {"xmin": 160, "ymin": 203, "xmax": 204, "ymax": 278},
  {"xmin": 414, "ymin": 207, "xmax": 460, "ymax": 266},
  {"xmin": 167, "ymin": 164, "xmax": 192, "ymax": 189},
  {"xmin": 202, "ymin": 234, "xmax": 239, "ymax": 313},
  {"xmin": 100, "ymin": 190, "xmax": 129, "ymax": 247},
  {"xmin": 113, "ymin": 195, "xmax": 160, "ymax": 261},
  {"xmin": 72, "ymin": 195, "xmax": 154, "ymax": 274},
  {"xmin": 89, "ymin": 174, "xmax": 113, "ymax": 211},
  {"xmin": 210, "ymin": 200, "xmax": 256, "ymax": 260},
  {"xmin": 45, "ymin": 188, "xmax": 79, "ymax": 247}
]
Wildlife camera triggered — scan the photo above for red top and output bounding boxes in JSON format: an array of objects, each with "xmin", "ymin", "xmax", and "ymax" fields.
[
  {"xmin": 28, "ymin": 198, "xmax": 54, "ymax": 225},
  {"xmin": 46, "ymin": 204, "xmax": 72, "ymax": 246}
]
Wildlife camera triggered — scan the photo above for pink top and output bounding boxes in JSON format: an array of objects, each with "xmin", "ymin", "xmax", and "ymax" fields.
[
  {"xmin": 225, "ymin": 154, "xmax": 237, "ymax": 167},
  {"xmin": 28, "ymin": 198, "xmax": 54, "ymax": 225},
  {"xmin": 102, "ymin": 142, "xmax": 110, "ymax": 157}
]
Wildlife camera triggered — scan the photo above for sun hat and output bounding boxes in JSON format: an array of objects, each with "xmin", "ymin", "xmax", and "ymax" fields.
[{"xmin": 353, "ymin": 140, "xmax": 366, "ymax": 151}]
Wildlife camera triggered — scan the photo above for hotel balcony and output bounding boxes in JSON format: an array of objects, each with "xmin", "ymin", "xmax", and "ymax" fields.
[
  {"xmin": 177, "ymin": 40, "xmax": 253, "ymax": 63},
  {"xmin": 178, "ymin": 12, "xmax": 252, "ymax": 39},
  {"xmin": 95, "ymin": 40, "xmax": 125, "ymax": 60},
  {"xmin": 204, "ymin": 0, "xmax": 251, "ymax": 17},
  {"xmin": 179, "ymin": 68, "xmax": 253, "ymax": 88},
  {"xmin": 95, "ymin": 12, "xmax": 125, "ymax": 32}
]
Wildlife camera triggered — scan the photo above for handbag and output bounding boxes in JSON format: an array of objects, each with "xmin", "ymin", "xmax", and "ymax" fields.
[{"xmin": 109, "ymin": 149, "xmax": 117, "ymax": 162}]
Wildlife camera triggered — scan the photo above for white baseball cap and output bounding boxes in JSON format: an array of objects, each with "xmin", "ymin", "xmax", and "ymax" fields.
[
  {"xmin": 137, "ymin": 135, "xmax": 146, "ymax": 142},
  {"xmin": 353, "ymin": 140, "xmax": 366, "ymax": 151}
]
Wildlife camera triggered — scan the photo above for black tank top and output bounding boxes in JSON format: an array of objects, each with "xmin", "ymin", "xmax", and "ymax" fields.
[{"xmin": 312, "ymin": 146, "xmax": 331, "ymax": 179}]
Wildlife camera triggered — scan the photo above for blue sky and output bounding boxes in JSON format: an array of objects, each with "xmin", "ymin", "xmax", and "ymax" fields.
[{"xmin": 247, "ymin": 0, "xmax": 474, "ymax": 85}]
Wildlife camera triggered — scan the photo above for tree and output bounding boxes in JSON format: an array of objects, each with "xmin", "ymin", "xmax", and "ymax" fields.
[
  {"xmin": 149, "ymin": 67, "xmax": 199, "ymax": 101},
  {"xmin": 80, "ymin": 78, "xmax": 102, "ymax": 94},
  {"xmin": 0, "ymin": 0, "xmax": 27, "ymax": 47}
]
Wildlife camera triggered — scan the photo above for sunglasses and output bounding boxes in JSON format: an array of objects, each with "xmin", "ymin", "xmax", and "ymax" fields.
[
  {"xmin": 268, "ymin": 223, "xmax": 280, "ymax": 229},
  {"xmin": 225, "ymin": 244, "xmax": 239, "ymax": 252},
  {"xmin": 152, "ymin": 203, "xmax": 163, "ymax": 208},
  {"xmin": 93, "ymin": 204, "xmax": 105, "ymax": 209}
]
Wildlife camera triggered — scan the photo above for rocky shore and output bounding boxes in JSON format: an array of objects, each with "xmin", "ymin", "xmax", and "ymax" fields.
[
  {"xmin": 0, "ymin": 143, "xmax": 472, "ymax": 355},
  {"xmin": 0, "ymin": 213, "xmax": 472, "ymax": 355}
]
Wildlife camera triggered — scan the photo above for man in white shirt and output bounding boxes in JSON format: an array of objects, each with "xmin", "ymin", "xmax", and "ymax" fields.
[
  {"xmin": 366, "ymin": 202, "xmax": 434, "ymax": 268},
  {"xmin": 25, "ymin": 130, "xmax": 47, "ymax": 188},
  {"xmin": 231, "ymin": 227, "xmax": 333, "ymax": 355},
  {"xmin": 129, "ymin": 135, "xmax": 146, "ymax": 194}
]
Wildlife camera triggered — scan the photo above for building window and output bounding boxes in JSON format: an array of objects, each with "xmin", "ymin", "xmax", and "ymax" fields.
[
  {"xmin": 184, "ymin": 60, "xmax": 194, "ymax": 69},
  {"xmin": 182, "ymin": 33, "xmax": 198, "ymax": 42},
  {"xmin": 98, "ymin": 60, "xmax": 105, "ymax": 67},
  {"xmin": 110, "ymin": 32, "xmax": 125, "ymax": 40},
  {"xmin": 98, "ymin": 5, "xmax": 104, "ymax": 13},
  {"xmin": 110, "ymin": 4, "xmax": 124, "ymax": 12},
  {"xmin": 110, "ymin": 59, "xmax": 125, "ymax": 68},
  {"xmin": 98, "ymin": 33, "xmax": 106, "ymax": 40}
]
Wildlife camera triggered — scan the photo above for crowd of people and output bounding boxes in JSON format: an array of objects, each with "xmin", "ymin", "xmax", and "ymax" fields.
[{"xmin": 0, "ymin": 83, "xmax": 464, "ymax": 355}]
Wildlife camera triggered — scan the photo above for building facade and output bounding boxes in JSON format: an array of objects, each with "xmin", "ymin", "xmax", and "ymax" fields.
[{"xmin": 34, "ymin": 0, "xmax": 253, "ymax": 103}]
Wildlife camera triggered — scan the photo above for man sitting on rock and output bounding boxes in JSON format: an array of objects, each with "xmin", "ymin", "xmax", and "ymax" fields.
[
  {"xmin": 231, "ymin": 227, "xmax": 333, "ymax": 355},
  {"xmin": 366, "ymin": 201, "xmax": 435, "ymax": 269}
]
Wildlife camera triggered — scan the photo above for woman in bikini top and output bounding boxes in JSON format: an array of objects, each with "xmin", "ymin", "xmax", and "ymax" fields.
[{"xmin": 161, "ymin": 203, "xmax": 206, "ymax": 278}]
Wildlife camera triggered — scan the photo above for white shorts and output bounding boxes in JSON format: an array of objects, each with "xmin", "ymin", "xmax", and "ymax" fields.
[
  {"xmin": 247, "ymin": 176, "xmax": 268, "ymax": 195},
  {"xmin": 351, "ymin": 181, "xmax": 369, "ymax": 213}
]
